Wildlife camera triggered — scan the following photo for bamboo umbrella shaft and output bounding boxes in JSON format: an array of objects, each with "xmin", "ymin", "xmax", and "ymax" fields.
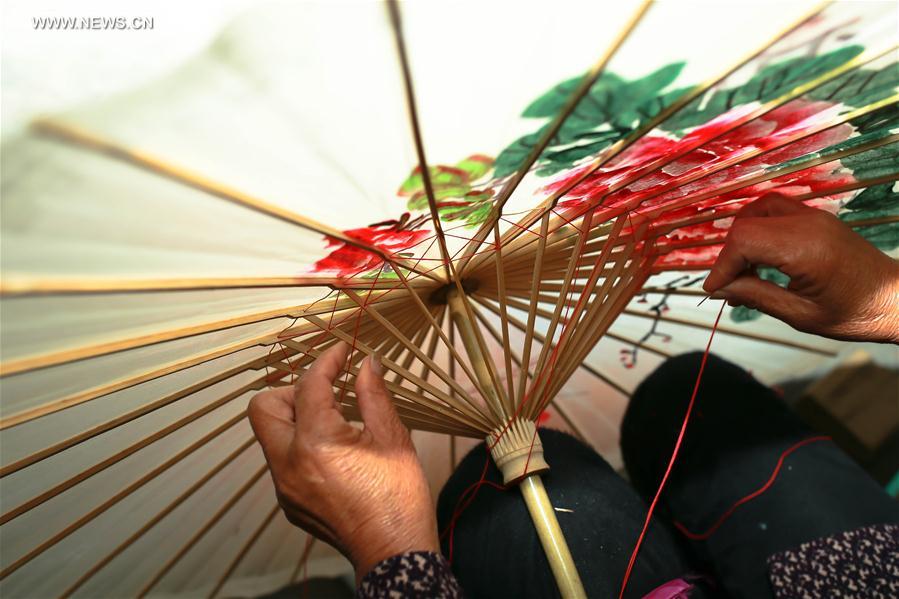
[
  {"xmin": 519, "ymin": 476, "xmax": 585, "ymax": 599},
  {"xmin": 446, "ymin": 291, "xmax": 505, "ymax": 419},
  {"xmin": 445, "ymin": 289, "xmax": 586, "ymax": 598}
]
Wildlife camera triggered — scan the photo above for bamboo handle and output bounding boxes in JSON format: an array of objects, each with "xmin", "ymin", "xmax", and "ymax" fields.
[
  {"xmin": 446, "ymin": 287, "xmax": 586, "ymax": 598},
  {"xmin": 520, "ymin": 475, "xmax": 587, "ymax": 599}
]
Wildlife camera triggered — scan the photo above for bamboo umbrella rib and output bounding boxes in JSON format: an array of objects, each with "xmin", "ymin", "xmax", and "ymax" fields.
[
  {"xmin": 283, "ymin": 340, "xmax": 485, "ymax": 434},
  {"xmin": 386, "ymin": 0, "xmax": 452, "ymax": 276},
  {"xmin": 0, "ymin": 274, "xmax": 430, "ymax": 298},
  {"xmin": 339, "ymin": 290, "xmax": 498, "ymax": 422},
  {"xmin": 379, "ymin": 259, "xmax": 506, "ymax": 419},
  {"xmin": 136, "ymin": 465, "xmax": 269, "ymax": 598},
  {"xmin": 389, "ymin": 324, "xmax": 430, "ymax": 386},
  {"xmin": 31, "ymin": 119, "xmax": 439, "ymax": 283},
  {"xmin": 651, "ymin": 172, "xmax": 899, "ymax": 241},
  {"xmin": 531, "ymin": 213, "xmax": 623, "ymax": 402},
  {"xmin": 448, "ymin": 315, "xmax": 459, "ymax": 471},
  {"xmin": 275, "ymin": 288, "xmax": 424, "ymax": 339},
  {"xmin": 0, "ymin": 330, "xmax": 278, "ymax": 430},
  {"xmin": 545, "ymin": 260, "xmax": 653, "ymax": 409},
  {"xmin": 348, "ymin": 298, "xmax": 429, "ymax": 390},
  {"xmin": 528, "ymin": 210, "xmax": 599, "ymax": 398},
  {"xmin": 274, "ymin": 294, "xmax": 425, "ymax": 355},
  {"xmin": 466, "ymin": 31, "xmax": 889, "ymax": 274},
  {"xmin": 59, "ymin": 437, "xmax": 257, "ymax": 598},
  {"xmin": 623, "ymin": 98, "xmax": 899, "ymax": 222},
  {"xmin": 0, "ymin": 358, "xmax": 257, "ymax": 478},
  {"xmin": 516, "ymin": 214, "xmax": 551, "ymax": 404},
  {"xmin": 337, "ymin": 396, "xmax": 482, "ymax": 437},
  {"xmin": 383, "ymin": 308, "xmax": 435, "ymax": 387},
  {"xmin": 0, "ymin": 413, "xmax": 248, "ymax": 580},
  {"xmin": 0, "ymin": 290, "xmax": 410, "ymax": 377},
  {"xmin": 491, "ymin": 223, "xmax": 517, "ymax": 407},
  {"xmin": 472, "ymin": 296, "xmax": 630, "ymax": 399},
  {"xmin": 638, "ymin": 134, "xmax": 899, "ymax": 238},
  {"xmin": 475, "ymin": 90, "xmax": 898, "ymax": 272},
  {"xmin": 526, "ymin": 223, "xmax": 630, "ymax": 409},
  {"xmin": 655, "ymin": 205, "xmax": 899, "ymax": 254},
  {"xmin": 491, "ymin": 25, "xmax": 894, "ymax": 267},
  {"xmin": 495, "ymin": 127, "xmax": 898, "ymax": 281},
  {"xmin": 340, "ymin": 291, "xmax": 483, "ymax": 403},
  {"xmin": 483, "ymin": 245, "xmax": 624, "ymax": 285},
  {"xmin": 0, "ymin": 380, "xmax": 260, "ymax": 526},
  {"xmin": 289, "ymin": 537, "xmax": 317, "ymax": 585},
  {"xmin": 534, "ymin": 262, "xmax": 645, "ymax": 413},
  {"xmin": 463, "ymin": 0, "xmax": 831, "ymax": 273},
  {"xmin": 536, "ymin": 251, "xmax": 646, "ymax": 416},
  {"xmin": 0, "ymin": 290, "xmax": 410, "ymax": 431},
  {"xmin": 414, "ymin": 308, "xmax": 448, "ymax": 393},
  {"xmin": 468, "ymin": 300, "xmax": 590, "ymax": 443},
  {"xmin": 456, "ymin": 0, "xmax": 653, "ymax": 274},
  {"xmin": 386, "ymin": 0, "xmax": 511, "ymax": 418},
  {"xmin": 543, "ymin": 162, "xmax": 899, "ymax": 274},
  {"xmin": 209, "ymin": 505, "xmax": 281, "ymax": 599},
  {"xmin": 622, "ymin": 309, "xmax": 837, "ymax": 355},
  {"xmin": 638, "ymin": 287, "xmax": 707, "ymax": 298},
  {"xmin": 489, "ymin": 285, "xmax": 835, "ymax": 360},
  {"xmin": 485, "ymin": 229, "xmax": 614, "ymax": 279},
  {"xmin": 295, "ymin": 318, "xmax": 493, "ymax": 430}
]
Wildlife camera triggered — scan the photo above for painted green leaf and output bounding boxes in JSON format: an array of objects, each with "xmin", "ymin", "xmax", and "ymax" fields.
[
  {"xmin": 399, "ymin": 155, "xmax": 495, "ymax": 211},
  {"xmin": 495, "ymin": 64, "xmax": 684, "ymax": 178},
  {"xmin": 664, "ymin": 46, "xmax": 864, "ymax": 133},
  {"xmin": 768, "ymin": 104, "xmax": 898, "ymax": 177},
  {"xmin": 809, "ymin": 60, "xmax": 899, "ymax": 109},
  {"xmin": 840, "ymin": 183, "xmax": 899, "ymax": 251}
]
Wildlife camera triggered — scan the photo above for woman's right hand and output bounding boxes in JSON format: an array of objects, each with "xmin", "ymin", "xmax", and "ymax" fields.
[{"xmin": 703, "ymin": 194, "xmax": 899, "ymax": 344}]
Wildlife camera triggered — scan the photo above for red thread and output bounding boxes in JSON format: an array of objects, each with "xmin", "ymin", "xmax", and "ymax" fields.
[
  {"xmin": 674, "ymin": 435, "xmax": 831, "ymax": 541},
  {"xmin": 617, "ymin": 302, "xmax": 725, "ymax": 599}
]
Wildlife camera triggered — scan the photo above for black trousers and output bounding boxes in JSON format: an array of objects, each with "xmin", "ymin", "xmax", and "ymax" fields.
[{"xmin": 437, "ymin": 353, "xmax": 898, "ymax": 598}]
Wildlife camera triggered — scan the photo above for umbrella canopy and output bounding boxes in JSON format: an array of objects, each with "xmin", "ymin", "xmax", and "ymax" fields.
[{"xmin": 1, "ymin": 0, "xmax": 897, "ymax": 596}]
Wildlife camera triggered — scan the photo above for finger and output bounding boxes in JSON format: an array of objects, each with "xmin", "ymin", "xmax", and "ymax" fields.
[
  {"xmin": 294, "ymin": 341, "xmax": 352, "ymax": 437},
  {"xmin": 703, "ymin": 217, "xmax": 793, "ymax": 293},
  {"xmin": 715, "ymin": 274, "xmax": 818, "ymax": 329},
  {"xmin": 355, "ymin": 354, "xmax": 409, "ymax": 445},
  {"xmin": 248, "ymin": 389, "xmax": 296, "ymax": 466},
  {"xmin": 735, "ymin": 193, "xmax": 809, "ymax": 219}
]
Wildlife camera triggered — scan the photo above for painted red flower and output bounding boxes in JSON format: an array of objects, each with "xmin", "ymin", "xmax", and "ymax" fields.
[
  {"xmin": 311, "ymin": 213, "xmax": 431, "ymax": 276},
  {"xmin": 542, "ymin": 99, "xmax": 856, "ymax": 269}
]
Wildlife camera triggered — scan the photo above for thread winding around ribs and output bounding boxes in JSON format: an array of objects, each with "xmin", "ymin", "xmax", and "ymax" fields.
[{"xmin": 487, "ymin": 419, "xmax": 550, "ymax": 485}]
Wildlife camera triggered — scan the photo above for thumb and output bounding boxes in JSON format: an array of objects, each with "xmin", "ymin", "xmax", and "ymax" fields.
[
  {"xmin": 248, "ymin": 389, "xmax": 295, "ymax": 468},
  {"xmin": 716, "ymin": 274, "xmax": 818, "ymax": 329},
  {"xmin": 355, "ymin": 354, "xmax": 409, "ymax": 446}
]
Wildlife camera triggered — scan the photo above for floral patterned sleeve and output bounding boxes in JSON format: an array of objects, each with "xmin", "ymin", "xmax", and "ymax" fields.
[{"xmin": 356, "ymin": 551, "xmax": 464, "ymax": 598}]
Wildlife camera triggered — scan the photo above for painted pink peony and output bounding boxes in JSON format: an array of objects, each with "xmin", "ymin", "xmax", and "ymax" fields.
[
  {"xmin": 311, "ymin": 213, "xmax": 431, "ymax": 276},
  {"xmin": 542, "ymin": 99, "xmax": 857, "ymax": 269}
]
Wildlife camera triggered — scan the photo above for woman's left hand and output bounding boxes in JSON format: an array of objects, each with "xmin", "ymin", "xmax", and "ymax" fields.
[{"xmin": 248, "ymin": 342, "xmax": 439, "ymax": 582}]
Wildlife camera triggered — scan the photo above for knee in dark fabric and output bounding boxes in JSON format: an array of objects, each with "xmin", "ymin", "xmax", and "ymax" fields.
[{"xmin": 437, "ymin": 429, "xmax": 692, "ymax": 599}]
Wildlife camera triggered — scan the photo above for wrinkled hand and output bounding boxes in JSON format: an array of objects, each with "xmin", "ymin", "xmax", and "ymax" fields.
[
  {"xmin": 703, "ymin": 194, "xmax": 899, "ymax": 343},
  {"xmin": 248, "ymin": 342, "xmax": 438, "ymax": 582}
]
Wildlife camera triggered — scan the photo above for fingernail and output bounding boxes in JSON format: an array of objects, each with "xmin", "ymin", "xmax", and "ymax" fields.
[{"xmin": 369, "ymin": 353, "xmax": 383, "ymax": 377}]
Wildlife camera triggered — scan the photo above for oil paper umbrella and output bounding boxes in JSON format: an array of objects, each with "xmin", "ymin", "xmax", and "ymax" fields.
[{"xmin": 1, "ymin": 0, "xmax": 897, "ymax": 597}]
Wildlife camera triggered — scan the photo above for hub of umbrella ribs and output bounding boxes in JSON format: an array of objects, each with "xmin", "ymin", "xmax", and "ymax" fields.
[{"xmin": 427, "ymin": 278, "xmax": 550, "ymax": 485}]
